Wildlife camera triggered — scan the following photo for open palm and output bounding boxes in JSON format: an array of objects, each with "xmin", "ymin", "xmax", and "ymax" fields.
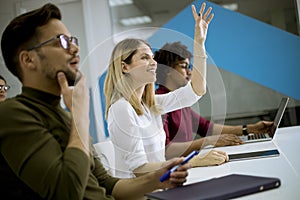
[{"xmin": 192, "ymin": 3, "xmax": 214, "ymax": 44}]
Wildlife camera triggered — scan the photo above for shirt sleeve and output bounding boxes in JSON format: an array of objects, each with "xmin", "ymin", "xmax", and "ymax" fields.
[
  {"xmin": 0, "ymin": 101, "xmax": 90, "ymax": 200},
  {"xmin": 190, "ymin": 109, "xmax": 213, "ymax": 137},
  {"xmin": 107, "ymin": 100, "xmax": 148, "ymax": 171},
  {"xmin": 162, "ymin": 112, "xmax": 171, "ymax": 146},
  {"xmin": 155, "ymin": 82, "xmax": 201, "ymax": 114},
  {"xmin": 92, "ymin": 153, "xmax": 119, "ymax": 196}
]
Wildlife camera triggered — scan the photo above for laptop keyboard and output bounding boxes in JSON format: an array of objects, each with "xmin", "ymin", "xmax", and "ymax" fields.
[{"xmin": 248, "ymin": 133, "xmax": 267, "ymax": 140}]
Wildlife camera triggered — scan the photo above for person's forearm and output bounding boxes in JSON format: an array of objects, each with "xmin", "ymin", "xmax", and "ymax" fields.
[
  {"xmin": 165, "ymin": 139, "xmax": 205, "ymax": 159},
  {"xmin": 112, "ymin": 173, "xmax": 160, "ymax": 200},
  {"xmin": 191, "ymin": 28, "xmax": 207, "ymax": 96},
  {"xmin": 213, "ymin": 124, "xmax": 243, "ymax": 136},
  {"xmin": 133, "ymin": 162, "xmax": 165, "ymax": 177}
]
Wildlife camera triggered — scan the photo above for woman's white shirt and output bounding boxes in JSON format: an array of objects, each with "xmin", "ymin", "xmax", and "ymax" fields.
[{"xmin": 107, "ymin": 82, "xmax": 201, "ymax": 178}]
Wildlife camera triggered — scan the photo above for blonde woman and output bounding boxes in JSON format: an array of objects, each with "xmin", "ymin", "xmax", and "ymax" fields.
[{"xmin": 104, "ymin": 3, "xmax": 229, "ymax": 178}]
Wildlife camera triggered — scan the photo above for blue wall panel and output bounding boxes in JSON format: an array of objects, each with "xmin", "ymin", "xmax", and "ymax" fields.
[{"xmin": 148, "ymin": 0, "xmax": 300, "ymax": 100}]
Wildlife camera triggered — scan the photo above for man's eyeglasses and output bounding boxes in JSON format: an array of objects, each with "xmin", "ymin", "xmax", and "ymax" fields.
[
  {"xmin": 27, "ymin": 34, "xmax": 79, "ymax": 51},
  {"xmin": 0, "ymin": 85, "xmax": 10, "ymax": 92},
  {"xmin": 174, "ymin": 62, "xmax": 192, "ymax": 70}
]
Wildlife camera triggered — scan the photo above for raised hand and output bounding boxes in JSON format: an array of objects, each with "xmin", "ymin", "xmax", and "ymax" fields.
[{"xmin": 192, "ymin": 3, "xmax": 214, "ymax": 44}]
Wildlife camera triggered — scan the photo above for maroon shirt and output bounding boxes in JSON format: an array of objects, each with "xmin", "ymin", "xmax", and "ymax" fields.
[{"xmin": 156, "ymin": 85, "xmax": 213, "ymax": 145}]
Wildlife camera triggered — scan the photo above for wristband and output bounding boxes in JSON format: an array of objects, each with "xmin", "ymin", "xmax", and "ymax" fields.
[{"xmin": 242, "ymin": 125, "xmax": 248, "ymax": 136}]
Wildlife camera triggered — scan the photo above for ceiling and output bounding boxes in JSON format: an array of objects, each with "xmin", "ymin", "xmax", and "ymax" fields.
[
  {"xmin": 110, "ymin": 0, "xmax": 299, "ymax": 36},
  {"xmin": 0, "ymin": 0, "xmax": 298, "ymax": 38}
]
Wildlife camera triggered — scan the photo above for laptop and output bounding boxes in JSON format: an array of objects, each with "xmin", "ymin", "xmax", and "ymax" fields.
[{"xmin": 239, "ymin": 97, "xmax": 289, "ymax": 143}]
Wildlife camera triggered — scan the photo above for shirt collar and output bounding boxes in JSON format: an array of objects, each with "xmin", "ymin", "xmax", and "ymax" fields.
[
  {"xmin": 156, "ymin": 85, "xmax": 170, "ymax": 94},
  {"xmin": 21, "ymin": 87, "xmax": 61, "ymax": 107}
]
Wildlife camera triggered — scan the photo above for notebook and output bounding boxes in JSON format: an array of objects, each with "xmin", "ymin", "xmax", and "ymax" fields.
[
  {"xmin": 145, "ymin": 174, "xmax": 281, "ymax": 200},
  {"xmin": 239, "ymin": 97, "xmax": 289, "ymax": 143}
]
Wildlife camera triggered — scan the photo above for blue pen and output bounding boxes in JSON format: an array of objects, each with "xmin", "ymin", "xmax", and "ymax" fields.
[{"xmin": 160, "ymin": 150, "xmax": 199, "ymax": 182}]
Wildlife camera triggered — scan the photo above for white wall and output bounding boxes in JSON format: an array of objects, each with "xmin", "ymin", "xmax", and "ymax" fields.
[{"xmin": 81, "ymin": 0, "xmax": 115, "ymax": 141}]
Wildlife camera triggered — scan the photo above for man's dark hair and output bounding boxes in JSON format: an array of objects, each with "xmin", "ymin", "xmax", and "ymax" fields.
[
  {"xmin": 154, "ymin": 41, "xmax": 193, "ymax": 85},
  {"xmin": 1, "ymin": 3, "xmax": 61, "ymax": 82}
]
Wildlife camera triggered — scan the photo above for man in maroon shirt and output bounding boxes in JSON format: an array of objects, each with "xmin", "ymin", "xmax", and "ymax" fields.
[
  {"xmin": 154, "ymin": 42, "xmax": 273, "ymax": 147},
  {"xmin": 156, "ymin": 84, "xmax": 213, "ymax": 145}
]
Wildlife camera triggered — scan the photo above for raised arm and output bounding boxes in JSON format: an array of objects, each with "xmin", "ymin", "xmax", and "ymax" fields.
[{"xmin": 191, "ymin": 3, "xmax": 214, "ymax": 96}]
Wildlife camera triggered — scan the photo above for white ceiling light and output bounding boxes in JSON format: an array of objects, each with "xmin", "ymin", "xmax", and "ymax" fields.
[
  {"xmin": 120, "ymin": 16, "xmax": 152, "ymax": 26},
  {"xmin": 222, "ymin": 3, "xmax": 238, "ymax": 11},
  {"xmin": 109, "ymin": 0, "xmax": 133, "ymax": 7}
]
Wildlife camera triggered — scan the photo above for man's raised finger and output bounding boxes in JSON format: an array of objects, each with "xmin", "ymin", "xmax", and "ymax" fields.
[{"xmin": 57, "ymin": 72, "xmax": 69, "ymax": 94}]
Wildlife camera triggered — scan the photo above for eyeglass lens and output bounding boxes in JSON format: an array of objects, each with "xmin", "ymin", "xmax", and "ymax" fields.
[
  {"xmin": 59, "ymin": 35, "xmax": 78, "ymax": 50},
  {"xmin": 0, "ymin": 85, "xmax": 10, "ymax": 92}
]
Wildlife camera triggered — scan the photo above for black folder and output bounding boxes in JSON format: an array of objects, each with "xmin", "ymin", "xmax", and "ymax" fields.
[{"xmin": 145, "ymin": 174, "xmax": 281, "ymax": 200}]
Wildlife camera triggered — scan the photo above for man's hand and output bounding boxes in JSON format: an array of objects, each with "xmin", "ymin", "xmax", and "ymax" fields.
[
  {"xmin": 248, "ymin": 121, "xmax": 274, "ymax": 135},
  {"xmin": 57, "ymin": 71, "xmax": 90, "ymax": 155},
  {"xmin": 204, "ymin": 134, "xmax": 244, "ymax": 147},
  {"xmin": 57, "ymin": 71, "xmax": 73, "ymax": 111}
]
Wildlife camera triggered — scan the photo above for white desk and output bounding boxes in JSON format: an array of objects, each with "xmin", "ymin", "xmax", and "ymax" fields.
[{"xmin": 186, "ymin": 126, "xmax": 300, "ymax": 199}]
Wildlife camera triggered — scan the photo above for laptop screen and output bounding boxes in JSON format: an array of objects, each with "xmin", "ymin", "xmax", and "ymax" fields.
[{"xmin": 270, "ymin": 97, "xmax": 289, "ymax": 137}]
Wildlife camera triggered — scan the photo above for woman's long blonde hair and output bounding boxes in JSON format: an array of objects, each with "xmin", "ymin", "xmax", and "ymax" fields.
[{"xmin": 104, "ymin": 38, "xmax": 160, "ymax": 119}]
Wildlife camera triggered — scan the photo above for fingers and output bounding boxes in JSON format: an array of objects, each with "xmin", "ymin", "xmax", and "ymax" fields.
[
  {"xmin": 57, "ymin": 72, "xmax": 69, "ymax": 94},
  {"xmin": 165, "ymin": 157, "xmax": 191, "ymax": 172},
  {"xmin": 265, "ymin": 121, "xmax": 274, "ymax": 125},
  {"xmin": 190, "ymin": 149, "xmax": 228, "ymax": 167},
  {"xmin": 203, "ymin": 6, "xmax": 212, "ymax": 20},
  {"xmin": 199, "ymin": 2, "xmax": 206, "ymax": 17},
  {"xmin": 165, "ymin": 157, "xmax": 184, "ymax": 169},
  {"xmin": 169, "ymin": 171, "xmax": 188, "ymax": 186},
  {"xmin": 169, "ymin": 162, "xmax": 190, "ymax": 185},
  {"xmin": 250, "ymin": 121, "xmax": 274, "ymax": 134},
  {"xmin": 211, "ymin": 134, "xmax": 244, "ymax": 147},
  {"xmin": 191, "ymin": 5, "xmax": 198, "ymax": 20},
  {"xmin": 57, "ymin": 72, "xmax": 73, "ymax": 112},
  {"xmin": 193, "ymin": 2, "xmax": 214, "ymax": 24},
  {"xmin": 164, "ymin": 157, "xmax": 190, "ymax": 187},
  {"xmin": 222, "ymin": 134, "xmax": 244, "ymax": 145},
  {"xmin": 208, "ymin": 150, "xmax": 228, "ymax": 165},
  {"xmin": 213, "ymin": 150, "xmax": 229, "ymax": 162},
  {"xmin": 262, "ymin": 121, "xmax": 274, "ymax": 128},
  {"xmin": 176, "ymin": 160, "xmax": 192, "ymax": 172},
  {"xmin": 206, "ymin": 13, "xmax": 214, "ymax": 25},
  {"xmin": 231, "ymin": 135, "xmax": 244, "ymax": 145}
]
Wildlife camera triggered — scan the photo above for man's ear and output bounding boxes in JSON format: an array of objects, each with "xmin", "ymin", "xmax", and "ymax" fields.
[
  {"xmin": 19, "ymin": 50, "xmax": 36, "ymax": 70},
  {"xmin": 121, "ymin": 61, "xmax": 129, "ymax": 74}
]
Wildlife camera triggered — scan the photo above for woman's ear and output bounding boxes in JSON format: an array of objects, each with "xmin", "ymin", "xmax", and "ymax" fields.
[
  {"xmin": 121, "ymin": 61, "xmax": 129, "ymax": 74},
  {"xmin": 19, "ymin": 50, "xmax": 36, "ymax": 70}
]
